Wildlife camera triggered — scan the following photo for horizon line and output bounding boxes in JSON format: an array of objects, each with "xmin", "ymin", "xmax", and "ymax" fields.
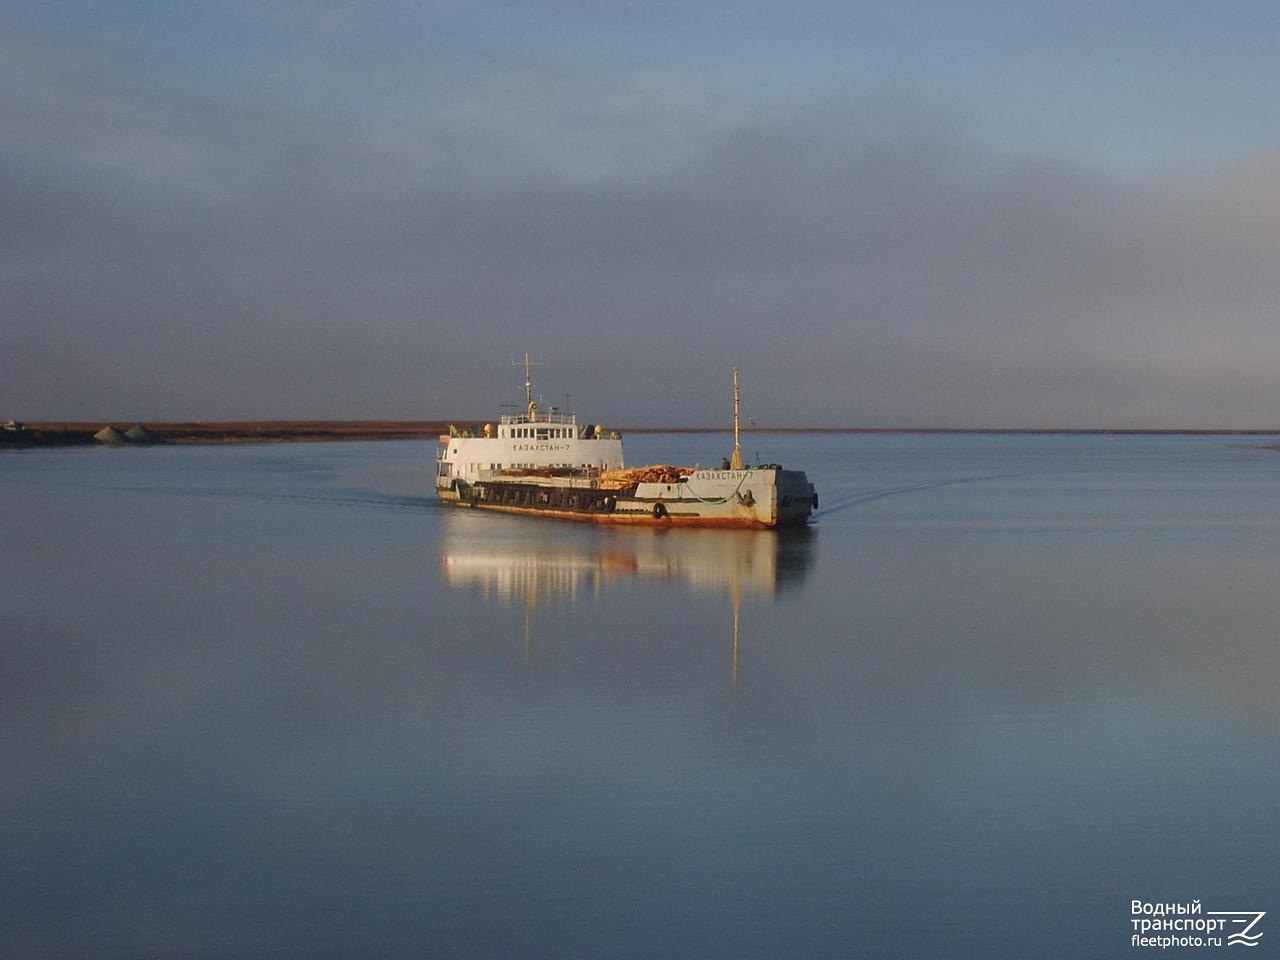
[{"xmin": 16, "ymin": 420, "xmax": 1280, "ymax": 436}]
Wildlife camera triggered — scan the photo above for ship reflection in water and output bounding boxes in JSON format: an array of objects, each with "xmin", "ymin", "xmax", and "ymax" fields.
[{"xmin": 439, "ymin": 512, "xmax": 812, "ymax": 678}]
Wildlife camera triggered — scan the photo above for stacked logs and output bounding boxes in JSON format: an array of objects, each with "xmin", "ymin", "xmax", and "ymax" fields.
[{"xmin": 597, "ymin": 465, "xmax": 691, "ymax": 490}]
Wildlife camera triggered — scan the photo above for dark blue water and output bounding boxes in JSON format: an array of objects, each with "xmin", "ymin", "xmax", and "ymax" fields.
[{"xmin": 3, "ymin": 434, "xmax": 1278, "ymax": 958}]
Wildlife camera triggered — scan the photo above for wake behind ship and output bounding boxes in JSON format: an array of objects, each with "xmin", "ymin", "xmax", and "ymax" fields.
[{"xmin": 434, "ymin": 358, "xmax": 816, "ymax": 529}]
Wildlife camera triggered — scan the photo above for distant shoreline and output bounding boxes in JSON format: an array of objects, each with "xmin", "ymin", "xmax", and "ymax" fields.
[
  {"xmin": 625, "ymin": 427, "xmax": 1280, "ymax": 435},
  {"xmin": 4, "ymin": 421, "xmax": 1280, "ymax": 447},
  {"xmin": 1, "ymin": 421, "xmax": 453, "ymax": 446}
]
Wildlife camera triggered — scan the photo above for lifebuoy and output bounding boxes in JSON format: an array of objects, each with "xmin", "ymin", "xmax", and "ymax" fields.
[{"xmin": 652, "ymin": 501, "xmax": 668, "ymax": 519}]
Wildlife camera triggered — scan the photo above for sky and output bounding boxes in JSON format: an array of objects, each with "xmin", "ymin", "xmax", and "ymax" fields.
[{"xmin": 5, "ymin": 0, "xmax": 1280, "ymax": 427}]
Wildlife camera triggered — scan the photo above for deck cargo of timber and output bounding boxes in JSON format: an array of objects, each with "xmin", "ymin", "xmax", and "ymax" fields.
[{"xmin": 434, "ymin": 357, "xmax": 816, "ymax": 529}]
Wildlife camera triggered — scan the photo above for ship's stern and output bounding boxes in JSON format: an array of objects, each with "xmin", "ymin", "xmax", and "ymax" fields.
[{"xmin": 435, "ymin": 442, "xmax": 460, "ymax": 502}]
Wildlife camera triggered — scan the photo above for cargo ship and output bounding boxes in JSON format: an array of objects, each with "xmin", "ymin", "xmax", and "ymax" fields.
[{"xmin": 434, "ymin": 357, "xmax": 816, "ymax": 528}]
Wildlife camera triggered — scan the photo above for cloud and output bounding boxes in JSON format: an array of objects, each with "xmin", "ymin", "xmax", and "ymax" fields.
[{"xmin": 3, "ymin": 23, "xmax": 1280, "ymax": 426}]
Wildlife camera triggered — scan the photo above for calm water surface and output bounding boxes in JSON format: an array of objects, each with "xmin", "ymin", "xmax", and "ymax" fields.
[{"xmin": 3, "ymin": 434, "xmax": 1278, "ymax": 958}]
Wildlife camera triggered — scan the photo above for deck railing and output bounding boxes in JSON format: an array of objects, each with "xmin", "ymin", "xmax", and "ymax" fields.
[{"xmin": 498, "ymin": 412, "xmax": 577, "ymax": 425}]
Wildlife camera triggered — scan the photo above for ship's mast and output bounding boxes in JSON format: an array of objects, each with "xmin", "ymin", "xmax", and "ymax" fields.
[
  {"xmin": 513, "ymin": 353, "xmax": 544, "ymax": 420},
  {"xmin": 730, "ymin": 367, "xmax": 744, "ymax": 470}
]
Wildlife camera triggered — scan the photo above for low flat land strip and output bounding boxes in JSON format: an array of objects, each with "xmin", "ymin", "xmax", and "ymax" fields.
[{"xmin": 3, "ymin": 421, "xmax": 453, "ymax": 446}]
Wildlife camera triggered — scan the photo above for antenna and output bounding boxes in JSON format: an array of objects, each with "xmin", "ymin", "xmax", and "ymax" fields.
[
  {"xmin": 512, "ymin": 353, "xmax": 544, "ymax": 406},
  {"xmin": 513, "ymin": 353, "xmax": 544, "ymax": 421}
]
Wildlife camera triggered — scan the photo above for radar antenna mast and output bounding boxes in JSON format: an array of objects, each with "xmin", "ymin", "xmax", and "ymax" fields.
[
  {"xmin": 513, "ymin": 353, "xmax": 544, "ymax": 421},
  {"xmin": 730, "ymin": 367, "xmax": 744, "ymax": 470}
]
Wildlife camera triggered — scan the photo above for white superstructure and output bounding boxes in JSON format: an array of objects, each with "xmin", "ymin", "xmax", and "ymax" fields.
[{"xmin": 435, "ymin": 355, "xmax": 624, "ymax": 494}]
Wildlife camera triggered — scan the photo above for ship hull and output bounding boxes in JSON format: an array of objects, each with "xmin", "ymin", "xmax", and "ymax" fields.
[
  {"xmin": 437, "ymin": 467, "xmax": 816, "ymax": 529},
  {"xmin": 440, "ymin": 499, "xmax": 790, "ymax": 529}
]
